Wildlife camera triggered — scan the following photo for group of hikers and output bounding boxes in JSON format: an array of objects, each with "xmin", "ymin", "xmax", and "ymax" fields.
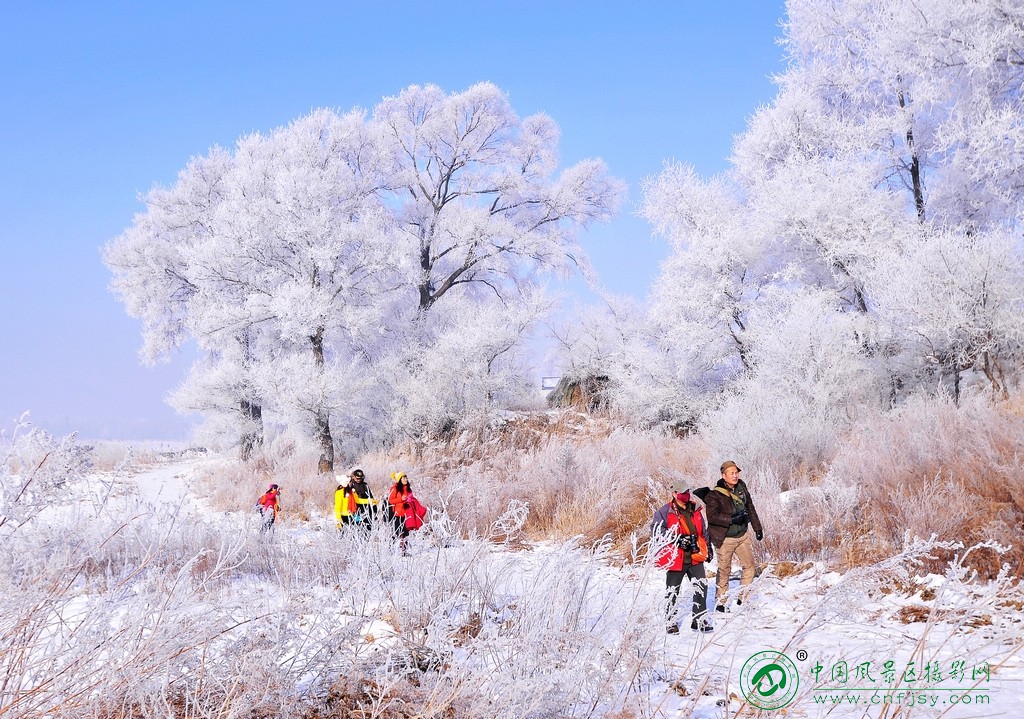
[
  {"xmin": 254, "ymin": 458, "xmax": 761, "ymax": 634},
  {"xmin": 652, "ymin": 459, "xmax": 763, "ymax": 634},
  {"xmin": 254, "ymin": 468, "xmax": 428, "ymax": 545}
]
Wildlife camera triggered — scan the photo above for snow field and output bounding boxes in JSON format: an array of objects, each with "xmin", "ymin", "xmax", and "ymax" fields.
[{"xmin": 2, "ymin": 455, "xmax": 1022, "ymax": 718}]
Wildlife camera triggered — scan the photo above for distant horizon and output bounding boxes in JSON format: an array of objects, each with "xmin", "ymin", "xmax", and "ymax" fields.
[{"xmin": 0, "ymin": 2, "xmax": 787, "ymax": 440}]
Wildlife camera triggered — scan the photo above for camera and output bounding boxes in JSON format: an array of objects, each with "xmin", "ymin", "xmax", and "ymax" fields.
[{"xmin": 677, "ymin": 534, "xmax": 698, "ymax": 552}]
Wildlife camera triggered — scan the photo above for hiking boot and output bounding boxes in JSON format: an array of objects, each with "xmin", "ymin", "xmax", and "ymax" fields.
[
  {"xmin": 666, "ymin": 624, "xmax": 680, "ymax": 635},
  {"xmin": 715, "ymin": 605, "xmax": 728, "ymax": 613},
  {"xmin": 691, "ymin": 619, "xmax": 714, "ymax": 632}
]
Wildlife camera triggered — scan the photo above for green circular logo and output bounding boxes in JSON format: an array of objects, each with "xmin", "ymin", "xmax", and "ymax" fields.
[{"xmin": 740, "ymin": 651, "xmax": 800, "ymax": 710}]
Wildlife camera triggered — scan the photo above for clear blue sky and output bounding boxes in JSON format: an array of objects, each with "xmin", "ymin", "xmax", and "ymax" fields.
[{"xmin": 0, "ymin": 1, "xmax": 787, "ymax": 440}]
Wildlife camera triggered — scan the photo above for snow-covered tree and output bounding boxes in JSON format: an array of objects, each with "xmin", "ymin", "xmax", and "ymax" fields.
[
  {"xmin": 574, "ymin": 0, "xmax": 1024, "ymax": 469},
  {"xmin": 375, "ymin": 82, "xmax": 623, "ymax": 313},
  {"xmin": 107, "ymin": 85, "xmax": 623, "ymax": 469}
]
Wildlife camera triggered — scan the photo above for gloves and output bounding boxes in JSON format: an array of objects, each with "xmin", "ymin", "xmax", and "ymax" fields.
[
  {"xmin": 402, "ymin": 502, "xmax": 410, "ymax": 510},
  {"xmin": 755, "ymin": 530, "xmax": 764, "ymax": 541},
  {"xmin": 707, "ymin": 543, "xmax": 714, "ymax": 562},
  {"xmin": 731, "ymin": 510, "xmax": 750, "ymax": 525}
]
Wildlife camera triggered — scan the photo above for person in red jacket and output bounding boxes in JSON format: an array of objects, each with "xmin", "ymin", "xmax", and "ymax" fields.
[
  {"xmin": 388, "ymin": 471, "xmax": 427, "ymax": 551},
  {"xmin": 388, "ymin": 471, "xmax": 413, "ymax": 538},
  {"xmin": 651, "ymin": 481, "xmax": 713, "ymax": 633},
  {"xmin": 256, "ymin": 484, "xmax": 281, "ymax": 533}
]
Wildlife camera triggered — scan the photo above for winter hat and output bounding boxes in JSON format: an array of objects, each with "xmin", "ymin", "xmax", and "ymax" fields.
[
  {"xmin": 391, "ymin": 471, "xmax": 407, "ymax": 482},
  {"xmin": 336, "ymin": 475, "xmax": 350, "ymax": 488},
  {"xmin": 350, "ymin": 467, "xmax": 365, "ymax": 479},
  {"xmin": 269, "ymin": 483, "xmax": 279, "ymax": 491},
  {"xmin": 720, "ymin": 460, "xmax": 741, "ymax": 474},
  {"xmin": 671, "ymin": 480, "xmax": 689, "ymax": 495}
]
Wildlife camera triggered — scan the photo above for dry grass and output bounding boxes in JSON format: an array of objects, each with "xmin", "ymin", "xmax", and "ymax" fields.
[
  {"xmin": 827, "ymin": 397, "xmax": 1024, "ymax": 575},
  {"xmin": 759, "ymin": 396, "xmax": 1024, "ymax": 576},
  {"xmin": 192, "ymin": 398, "xmax": 1024, "ymax": 575},
  {"xmin": 770, "ymin": 561, "xmax": 814, "ymax": 579},
  {"xmin": 195, "ymin": 450, "xmax": 336, "ymax": 522}
]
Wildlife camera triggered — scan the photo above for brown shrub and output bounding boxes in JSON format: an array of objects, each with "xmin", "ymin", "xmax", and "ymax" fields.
[
  {"xmin": 192, "ymin": 399, "xmax": 1024, "ymax": 576},
  {"xmin": 788, "ymin": 397, "xmax": 1024, "ymax": 576}
]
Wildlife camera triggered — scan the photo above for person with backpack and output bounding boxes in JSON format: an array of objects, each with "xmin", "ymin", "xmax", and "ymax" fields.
[
  {"xmin": 348, "ymin": 468, "xmax": 378, "ymax": 527},
  {"xmin": 388, "ymin": 471, "xmax": 412, "ymax": 538},
  {"xmin": 701, "ymin": 460, "xmax": 763, "ymax": 612},
  {"xmin": 255, "ymin": 483, "xmax": 281, "ymax": 533},
  {"xmin": 651, "ymin": 481, "xmax": 714, "ymax": 633},
  {"xmin": 334, "ymin": 476, "xmax": 357, "ymax": 529}
]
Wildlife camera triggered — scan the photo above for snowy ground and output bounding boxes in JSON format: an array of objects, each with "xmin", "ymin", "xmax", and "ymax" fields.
[
  {"xmin": 4, "ymin": 454, "xmax": 1020, "ymax": 719},
  {"xmin": 138, "ymin": 457, "xmax": 1024, "ymax": 717}
]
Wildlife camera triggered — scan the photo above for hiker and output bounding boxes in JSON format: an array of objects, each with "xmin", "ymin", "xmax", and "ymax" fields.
[
  {"xmin": 255, "ymin": 483, "xmax": 281, "ymax": 533},
  {"xmin": 701, "ymin": 460, "xmax": 763, "ymax": 612},
  {"xmin": 348, "ymin": 468, "xmax": 378, "ymax": 526},
  {"xmin": 651, "ymin": 481, "xmax": 713, "ymax": 633},
  {"xmin": 388, "ymin": 471, "xmax": 428, "ymax": 543},
  {"xmin": 334, "ymin": 476, "xmax": 357, "ymax": 529},
  {"xmin": 388, "ymin": 471, "xmax": 413, "ymax": 538}
]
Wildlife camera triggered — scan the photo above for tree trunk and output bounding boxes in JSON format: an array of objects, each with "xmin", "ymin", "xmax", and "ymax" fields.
[
  {"xmin": 896, "ymin": 81, "xmax": 926, "ymax": 222},
  {"xmin": 982, "ymin": 351, "xmax": 1010, "ymax": 401},
  {"xmin": 418, "ymin": 242, "xmax": 434, "ymax": 310},
  {"xmin": 239, "ymin": 399, "xmax": 264, "ymax": 461},
  {"xmin": 730, "ymin": 308, "xmax": 750, "ymax": 371},
  {"xmin": 310, "ymin": 327, "xmax": 335, "ymax": 474},
  {"xmin": 315, "ymin": 412, "xmax": 334, "ymax": 475}
]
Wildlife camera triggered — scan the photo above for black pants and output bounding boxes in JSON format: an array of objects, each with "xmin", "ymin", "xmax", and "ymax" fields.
[{"xmin": 666, "ymin": 564, "xmax": 708, "ymax": 624}]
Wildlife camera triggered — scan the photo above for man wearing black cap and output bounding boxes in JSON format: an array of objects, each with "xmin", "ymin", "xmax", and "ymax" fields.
[{"xmin": 702, "ymin": 460, "xmax": 763, "ymax": 612}]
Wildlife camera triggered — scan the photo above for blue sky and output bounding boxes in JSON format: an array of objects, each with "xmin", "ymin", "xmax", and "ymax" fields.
[{"xmin": 0, "ymin": 1, "xmax": 787, "ymax": 440}]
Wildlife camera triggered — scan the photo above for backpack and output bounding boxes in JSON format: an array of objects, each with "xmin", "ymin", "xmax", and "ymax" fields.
[{"xmin": 405, "ymin": 496, "xmax": 427, "ymax": 531}]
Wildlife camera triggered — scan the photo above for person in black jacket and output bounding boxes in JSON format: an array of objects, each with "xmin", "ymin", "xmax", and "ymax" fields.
[
  {"xmin": 348, "ymin": 468, "xmax": 378, "ymax": 527},
  {"xmin": 701, "ymin": 460, "xmax": 763, "ymax": 612}
]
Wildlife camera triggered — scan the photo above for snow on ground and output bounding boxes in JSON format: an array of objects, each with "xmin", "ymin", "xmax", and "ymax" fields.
[
  {"xmin": 129, "ymin": 459, "xmax": 196, "ymax": 506},
  {"xmin": 492, "ymin": 539, "xmax": 1024, "ymax": 718},
  {"xmin": 85, "ymin": 454, "xmax": 1024, "ymax": 718}
]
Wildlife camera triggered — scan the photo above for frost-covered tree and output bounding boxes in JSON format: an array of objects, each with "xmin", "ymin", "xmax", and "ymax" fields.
[
  {"xmin": 107, "ymin": 85, "xmax": 622, "ymax": 468},
  {"xmin": 203, "ymin": 109, "xmax": 397, "ymax": 472},
  {"xmin": 375, "ymin": 82, "xmax": 623, "ymax": 313},
  {"xmin": 371, "ymin": 83, "xmax": 624, "ymax": 436},
  {"xmin": 104, "ymin": 149, "xmax": 276, "ymax": 454},
  {"xmin": 561, "ymin": 0, "xmax": 1024, "ymax": 469},
  {"xmin": 107, "ymin": 109, "xmax": 400, "ymax": 471}
]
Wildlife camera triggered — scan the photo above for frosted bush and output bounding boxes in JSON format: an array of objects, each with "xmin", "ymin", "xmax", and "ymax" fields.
[{"xmin": 1, "ymin": 419, "xmax": 92, "ymax": 536}]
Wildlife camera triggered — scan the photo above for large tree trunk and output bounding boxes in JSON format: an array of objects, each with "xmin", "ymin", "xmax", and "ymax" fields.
[
  {"xmin": 239, "ymin": 399, "xmax": 264, "ymax": 461},
  {"xmin": 310, "ymin": 327, "xmax": 335, "ymax": 474}
]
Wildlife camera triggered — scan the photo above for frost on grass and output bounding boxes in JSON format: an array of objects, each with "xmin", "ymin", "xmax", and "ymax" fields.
[
  {"xmin": 1, "ymin": 414, "xmax": 92, "ymax": 536},
  {"xmin": 0, "ymin": 442, "xmax": 669, "ymax": 718},
  {"xmin": 2, "ymin": 435, "xmax": 1023, "ymax": 719}
]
